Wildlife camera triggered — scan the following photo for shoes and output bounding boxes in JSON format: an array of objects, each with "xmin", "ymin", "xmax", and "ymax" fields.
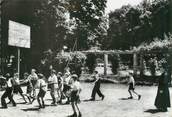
[
  {"xmin": 160, "ymin": 108, "xmax": 167, "ymax": 112},
  {"xmin": 42, "ymin": 105, "xmax": 45, "ymax": 108},
  {"xmin": 89, "ymin": 98, "xmax": 95, "ymax": 101},
  {"xmin": 29, "ymin": 101, "xmax": 32, "ymax": 104},
  {"xmin": 38, "ymin": 105, "xmax": 42, "ymax": 109},
  {"xmin": 38, "ymin": 104, "xmax": 45, "ymax": 109},
  {"xmin": 102, "ymin": 95, "xmax": 105, "ymax": 100},
  {"xmin": 128, "ymin": 96, "xmax": 133, "ymax": 99},
  {"xmin": 138, "ymin": 95, "xmax": 141, "ymax": 100},
  {"xmin": 13, "ymin": 104, "xmax": 17, "ymax": 107},
  {"xmin": 65, "ymin": 101, "xmax": 70, "ymax": 104},
  {"xmin": 78, "ymin": 112, "xmax": 82, "ymax": 117},
  {"xmin": 68, "ymin": 112, "xmax": 77, "ymax": 117},
  {"xmin": 52, "ymin": 103, "xmax": 57, "ymax": 106},
  {"xmin": 1, "ymin": 106, "xmax": 8, "ymax": 109},
  {"xmin": 57, "ymin": 100, "xmax": 62, "ymax": 104}
]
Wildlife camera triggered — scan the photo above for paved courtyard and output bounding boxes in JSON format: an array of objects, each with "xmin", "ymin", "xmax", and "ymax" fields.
[{"xmin": 0, "ymin": 83, "xmax": 171, "ymax": 117}]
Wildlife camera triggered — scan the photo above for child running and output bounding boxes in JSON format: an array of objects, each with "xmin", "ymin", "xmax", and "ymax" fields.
[
  {"xmin": 48, "ymin": 69, "xmax": 58, "ymax": 105},
  {"xmin": 37, "ymin": 73, "xmax": 47, "ymax": 109},
  {"xmin": 68, "ymin": 74, "xmax": 82, "ymax": 117},
  {"xmin": 1, "ymin": 73, "xmax": 16, "ymax": 108},
  {"xmin": 57, "ymin": 72, "xmax": 63, "ymax": 104},
  {"xmin": 127, "ymin": 72, "xmax": 141, "ymax": 100},
  {"xmin": 63, "ymin": 72, "xmax": 72, "ymax": 104},
  {"xmin": 22, "ymin": 72, "xmax": 33, "ymax": 104},
  {"xmin": 28, "ymin": 69, "xmax": 38, "ymax": 100},
  {"xmin": 90, "ymin": 71, "xmax": 105, "ymax": 101},
  {"xmin": 12, "ymin": 72, "xmax": 27, "ymax": 103}
]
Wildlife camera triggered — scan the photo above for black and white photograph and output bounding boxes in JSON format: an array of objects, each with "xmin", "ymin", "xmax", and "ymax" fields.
[{"xmin": 0, "ymin": 0, "xmax": 171, "ymax": 117}]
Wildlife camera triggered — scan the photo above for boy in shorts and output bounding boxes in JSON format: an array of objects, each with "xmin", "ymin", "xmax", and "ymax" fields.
[
  {"xmin": 63, "ymin": 72, "xmax": 72, "ymax": 104},
  {"xmin": 37, "ymin": 73, "xmax": 47, "ymax": 109},
  {"xmin": 48, "ymin": 70, "xmax": 58, "ymax": 105},
  {"xmin": 12, "ymin": 72, "xmax": 27, "ymax": 103},
  {"xmin": 128, "ymin": 72, "xmax": 141, "ymax": 100},
  {"xmin": 1, "ymin": 73, "xmax": 16, "ymax": 108},
  {"xmin": 28, "ymin": 69, "xmax": 38, "ymax": 99},
  {"xmin": 69, "ymin": 74, "xmax": 82, "ymax": 117},
  {"xmin": 57, "ymin": 72, "xmax": 63, "ymax": 104},
  {"xmin": 22, "ymin": 72, "xmax": 33, "ymax": 104}
]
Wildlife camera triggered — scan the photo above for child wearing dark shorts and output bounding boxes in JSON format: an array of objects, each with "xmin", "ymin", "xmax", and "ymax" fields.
[
  {"xmin": 1, "ymin": 73, "xmax": 16, "ymax": 108},
  {"xmin": 68, "ymin": 74, "xmax": 82, "ymax": 117},
  {"xmin": 22, "ymin": 72, "xmax": 33, "ymax": 104},
  {"xmin": 71, "ymin": 91, "xmax": 80, "ymax": 104},
  {"xmin": 12, "ymin": 73, "xmax": 27, "ymax": 103},
  {"xmin": 37, "ymin": 74, "xmax": 47, "ymax": 109},
  {"xmin": 13, "ymin": 85, "xmax": 23, "ymax": 94},
  {"xmin": 129, "ymin": 82, "xmax": 134, "ymax": 90},
  {"xmin": 128, "ymin": 72, "xmax": 141, "ymax": 100}
]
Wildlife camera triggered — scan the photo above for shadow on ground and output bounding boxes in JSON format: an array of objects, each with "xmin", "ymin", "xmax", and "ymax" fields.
[
  {"xmin": 16, "ymin": 102, "xmax": 27, "ymax": 104},
  {"xmin": 119, "ymin": 98, "xmax": 138, "ymax": 100},
  {"xmin": 83, "ymin": 99, "xmax": 102, "ymax": 102},
  {"xmin": 21, "ymin": 107, "xmax": 40, "ymax": 111},
  {"xmin": 0, "ymin": 107, "xmax": 7, "ymax": 109},
  {"xmin": 144, "ymin": 109, "xmax": 165, "ymax": 114},
  {"xmin": 21, "ymin": 104, "xmax": 59, "ymax": 112}
]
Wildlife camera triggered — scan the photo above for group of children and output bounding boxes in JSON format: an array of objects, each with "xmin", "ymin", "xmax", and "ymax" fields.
[
  {"xmin": 0, "ymin": 65, "xmax": 171, "ymax": 116},
  {"xmin": 0, "ymin": 69, "xmax": 82, "ymax": 117}
]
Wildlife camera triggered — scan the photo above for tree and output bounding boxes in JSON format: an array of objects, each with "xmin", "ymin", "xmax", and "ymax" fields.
[
  {"xmin": 109, "ymin": 55, "xmax": 119, "ymax": 74},
  {"xmin": 107, "ymin": 5, "xmax": 135, "ymax": 50},
  {"xmin": 65, "ymin": 0, "xmax": 107, "ymax": 50},
  {"xmin": 39, "ymin": 50, "xmax": 86, "ymax": 76},
  {"xmin": 2, "ymin": 0, "xmax": 69, "ymax": 71},
  {"xmin": 85, "ymin": 53, "xmax": 96, "ymax": 73},
  {"xmin": 33, "ymin": 0, "xmax": 69, "ymax": 51},
  {"xmin": 107, "ymin": 0, "xmax": 171, "ymax": 50}
]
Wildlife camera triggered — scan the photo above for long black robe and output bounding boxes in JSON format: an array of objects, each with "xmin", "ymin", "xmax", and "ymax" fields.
[{"xmin": 154, "ymin": 71, "xmax": 171, "ymax": 109}]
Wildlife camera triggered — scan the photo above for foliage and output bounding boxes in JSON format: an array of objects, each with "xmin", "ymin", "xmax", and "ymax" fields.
[
  {"xmin": 85, "ymin": 54, "xmax": 96, "ymax": 73},
  {"xmin": 2, "ymin": 0, "xmax": 69, "ymax": 70},
  {"xmin": 33, "ymin": 0, "xmax": 69, "ymax": 51},
  {"xmin": 107, "ymin": 0, "xmax": 171, "ymax": 50},
  {"xmin": 68, "ymin": 52, "xmax": 86, "ymax": 76},
  {"xmin": 109, "ymin": 55, "xmax": 119, "ymax": 74},
  {"xmin": 39, "ymin": 50, "xmax": 86, "ymax": 76},
  {"xmin": 136, "ymin": 33, "xmax": 172, "ymax": 52},
  {"xmin": 67, "ymin": 0, "xmax": 107, "ymax": 29},
  {"xmin": 65, "ymin": 0, "xmax": 107, "ymax": 50}
]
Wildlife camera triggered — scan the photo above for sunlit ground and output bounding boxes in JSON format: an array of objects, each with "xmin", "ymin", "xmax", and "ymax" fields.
[{"xmin": 0, "ymin": 83, "xmax": 171, "ymax": 117}]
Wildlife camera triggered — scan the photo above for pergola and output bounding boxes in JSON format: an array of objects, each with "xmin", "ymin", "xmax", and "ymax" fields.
[
  {"xmin": 79, "ymin": 38, "xmax": 172, "ymax": 76},
  {"xmin": 79, "ymin": 49, "xmax": 139, "ymax": 76}
]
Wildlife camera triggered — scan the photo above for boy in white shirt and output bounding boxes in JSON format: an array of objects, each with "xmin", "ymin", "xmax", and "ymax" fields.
[
  {"xmin": 37, "ymin": 74, "xmax": 47, "ymax": 109},
  {"xmin": 28, "ymin": 69, "xmax": 38, "ymax": 99},
  {"xmin": 48, "ymin": 70, "xmax": 58, "ymax": 105},
  {"xmin": 128, "ymin": 72, "xmax": 141, "ymax": 100},
  {"xmin": 12, "ymin": 73, "xmax": 27, "ymax": 103},
  {"xmin": 69, "ymin": 74, "xmax": 82, "ymax": 117}
]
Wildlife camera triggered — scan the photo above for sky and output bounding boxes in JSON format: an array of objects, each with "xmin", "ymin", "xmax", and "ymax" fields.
[{"xmin": 105, "ymin": 0, "xmax": 144, "ymax": 13}]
